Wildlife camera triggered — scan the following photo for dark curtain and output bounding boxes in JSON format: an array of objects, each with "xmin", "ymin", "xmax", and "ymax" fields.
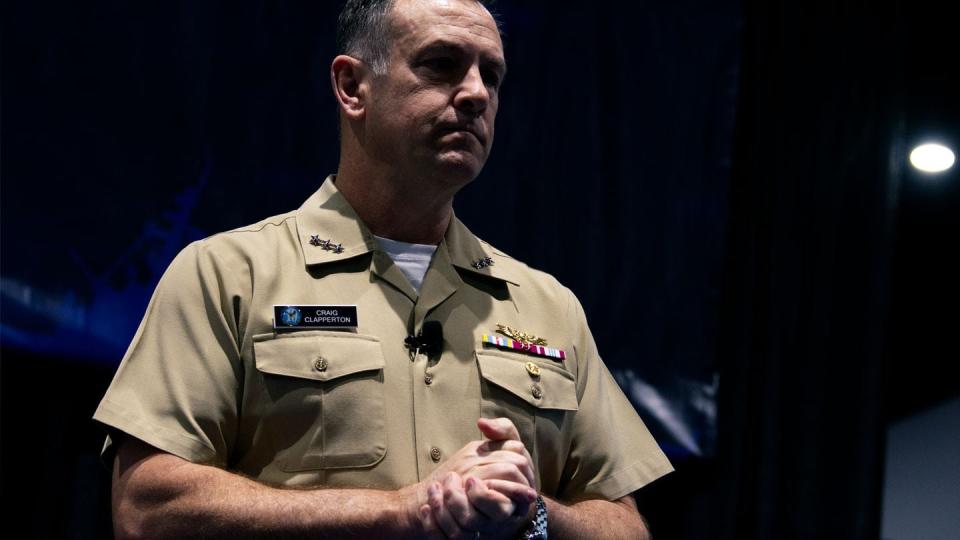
[
  {"xmin": 4, "ymin": 0, "xmax": 923, "ymax": 538},
  {"xmin": 1, "ymin": 1, "xmax": 740, "ymax": 537},
  {"xmin": 714, "ymin": 1, "xmax": 901, "ymax": 537}
]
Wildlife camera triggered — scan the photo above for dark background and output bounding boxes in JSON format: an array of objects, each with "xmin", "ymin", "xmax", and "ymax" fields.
[{"xmin": 2, "ymin": 0, "xmax": 957, "ymax": 538}]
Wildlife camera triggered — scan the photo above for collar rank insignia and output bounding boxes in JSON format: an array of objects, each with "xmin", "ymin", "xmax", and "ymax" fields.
[
  {"xmin": 481, "ymin": 324, "xmax": 565, "ymax": 361},
  {"xmin": 310, "ymin": 235, "xmax": 344, "ymax": 254},
  {"xmin": 472, "ymin": 256, "xmax": 494, "ymax": 270}
]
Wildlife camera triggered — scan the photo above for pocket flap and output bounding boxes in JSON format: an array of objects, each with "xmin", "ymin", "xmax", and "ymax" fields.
[
  {"xmin": 476, "ymin": 350, "xmax": 579, "ymax": 411},
  {"xmin": 254, "ymin": 332, "xmax": 385, "ymax": 382}
]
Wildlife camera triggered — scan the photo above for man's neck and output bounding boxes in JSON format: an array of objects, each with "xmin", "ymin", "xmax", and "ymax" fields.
[{"xmin": 334, "ymin": 166, "xmax": 456, "ymax": 246}]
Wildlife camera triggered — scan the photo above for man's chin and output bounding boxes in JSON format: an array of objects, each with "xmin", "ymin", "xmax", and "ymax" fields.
[{"xmin": 433, "ymin": 151, "xmax": 486, "ymax": 183}]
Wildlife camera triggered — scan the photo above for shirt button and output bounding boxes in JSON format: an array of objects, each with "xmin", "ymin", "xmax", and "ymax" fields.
[
  {"xmin": 430, "ymin": 446, "xmax": 442, "ymax": 462},
  {"xmin": 424, "ymin": 372, "xmax": 434, "ymax": 385},
  {"xmin": 313, "ymin": 356, "xmax": 328, "ymax": 372},
  {"xmin": 531, "ymin": 384, "xmax": 543, "ymax": 399}
]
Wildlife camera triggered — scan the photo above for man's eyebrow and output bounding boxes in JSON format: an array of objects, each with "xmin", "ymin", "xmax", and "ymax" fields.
[
  {"xmin": 415, "ymin": 40, "xmax": 463, "ymax": 54},
  {"xmin": 416, "ymin": 40, "xmax": 507, "ymax": 74}
]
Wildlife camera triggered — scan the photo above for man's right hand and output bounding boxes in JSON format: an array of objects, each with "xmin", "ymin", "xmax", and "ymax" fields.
[{"xmin": 404, "ymin": 417, "xmax": 538, "ymax": 539}]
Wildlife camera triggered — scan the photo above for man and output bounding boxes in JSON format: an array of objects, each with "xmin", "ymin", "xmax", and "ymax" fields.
[{"xmin": 94, "ymin": 1, "xmax": 673, "ymax": 538}]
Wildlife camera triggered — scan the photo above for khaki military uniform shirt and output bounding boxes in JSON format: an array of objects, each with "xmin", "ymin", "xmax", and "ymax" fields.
[{"xmin": 94, "ymin": 177, "xmax": 672, "ymax": 500}]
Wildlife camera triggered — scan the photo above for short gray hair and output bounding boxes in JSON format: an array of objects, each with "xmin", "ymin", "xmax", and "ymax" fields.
[{"xmin": 336, "ymin": 0, "xmax": 500, "ymax": 75}]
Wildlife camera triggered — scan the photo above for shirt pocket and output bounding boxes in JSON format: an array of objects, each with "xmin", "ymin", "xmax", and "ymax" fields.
[
  {"xmin": 254, "ymin": 332, "xmax": 386, "ymax": 472},
  {"xmin": 475, "ymin": 349, "xmax": 578, "ymax": 490}
]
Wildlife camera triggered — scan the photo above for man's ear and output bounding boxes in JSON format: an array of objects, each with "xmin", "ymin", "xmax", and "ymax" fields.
[{"xmin": 331, "ymin": 55, "xmax": 370, "ymax": 121}]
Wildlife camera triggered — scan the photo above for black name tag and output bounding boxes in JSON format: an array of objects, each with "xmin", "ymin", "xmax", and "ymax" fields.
[{"xmin": 273, "ymin": 305, "xmax": 358, "ymax": 330}]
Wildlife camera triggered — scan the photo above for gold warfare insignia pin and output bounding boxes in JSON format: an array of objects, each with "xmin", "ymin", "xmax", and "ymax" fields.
[{"xmin": 496, "ymin": 324, "xmax": 547, "ymax": 346}]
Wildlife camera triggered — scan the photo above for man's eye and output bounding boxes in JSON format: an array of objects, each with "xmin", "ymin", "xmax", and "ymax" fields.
[
  {"xmin": 423, "ymin": 57, "xmax": 456, "ymax": 71},
  {"xmin": 482, "ymin": 70, "xmax": 501, "ymax": 88}
]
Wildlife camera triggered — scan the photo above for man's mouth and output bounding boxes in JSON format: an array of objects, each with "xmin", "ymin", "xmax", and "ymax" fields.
[{"xmin": 439, "ymin": 125, "xmax": 486, "ymax": 147}]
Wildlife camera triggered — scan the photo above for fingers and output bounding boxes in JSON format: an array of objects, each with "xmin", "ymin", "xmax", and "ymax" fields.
[
  {"xmin": 465, "ymin": 476, "xmax": 528, "ymax": 521},
  {"xmin": 418, "ymin": 503, "xmax": 449, "ymax": 540},
  {"xmin": 473, "ymin": 442, "xmax": 536, "ymax": 488},
  {"xmin": 475, "ymin": 427, "xmax": 535, "ymax": 490},
  {"xmin": 476, "ymin": 438, "xmax": 526, "ymax": 456},
  {"xmin": 477, "ymin": 417, "xmax": 522, "ymax": 442},
  {"xmin": 430, "ymin": 473, "xmax": 489, "ymax": 540},
  {"xmin": 441, "ymin": 472, "xmax": 474, "ymax": 530},
  {"xmin": 446, "ymin": 442, "xmax": 536, "ymax": 488},
  {"xmin": 467, "ymin": 461, "xmax": 532, "ymax": 487},
  {"xmin": 444, "ymin": 474, "xmax": 489, "ymax": 534},
  {"xmin": 483, "ymin": 479, "xmax": 537, "ymax": 517},
  {"xmin": 427, "ymin": 473, "xmax": 472, "ymax": 538}
]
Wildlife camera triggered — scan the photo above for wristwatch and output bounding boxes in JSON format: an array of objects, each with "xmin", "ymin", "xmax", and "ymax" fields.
[{"xmin": 520, "ymin": 496, "xmax": 547, "ymax": 540}]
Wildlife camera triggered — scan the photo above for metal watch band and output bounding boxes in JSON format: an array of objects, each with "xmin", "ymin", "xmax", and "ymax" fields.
[{"xmin": 521, "ymin": 495, "xmax": 547, "ymax": 540}]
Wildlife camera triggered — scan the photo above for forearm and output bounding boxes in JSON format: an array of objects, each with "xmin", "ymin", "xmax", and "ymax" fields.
[
  {"xmin": 543, "ymin": 495, "xmax": 650, "ymax": 540},
  {"xmin": 113, "ymin": 441, "xmax": 416, "ymax": 540}
]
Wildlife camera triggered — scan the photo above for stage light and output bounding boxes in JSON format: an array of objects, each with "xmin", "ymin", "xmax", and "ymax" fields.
[{"xmin": 909, "ymin": 143, "xmax": 955, "ymax": 173}]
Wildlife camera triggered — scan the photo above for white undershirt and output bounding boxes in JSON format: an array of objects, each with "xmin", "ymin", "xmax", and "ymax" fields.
[{"xmin": 374, "ymin": 235, "xmax": 438, "ymax": 294}]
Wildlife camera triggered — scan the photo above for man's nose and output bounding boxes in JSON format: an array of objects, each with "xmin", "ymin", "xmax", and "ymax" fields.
[{"xmin": 454, "ymin": 64, "xmax": 490, "ymax": 116}]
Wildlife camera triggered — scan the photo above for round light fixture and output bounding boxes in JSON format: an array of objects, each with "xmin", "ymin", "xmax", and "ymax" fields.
[{"xmin": 909, "ymin": 143, "xmax": 956, "ymax": 173}]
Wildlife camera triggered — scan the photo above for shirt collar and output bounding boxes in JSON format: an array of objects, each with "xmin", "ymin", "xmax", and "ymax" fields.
[
  {"xmin": 443, "ymin": 215, "xmax": 520, "ymax": 286},
  {"xmin": 295, "ymin": 175, "xmax": 521, "ymax": 286},
  {"xmin": 294, "ymin": 176, "xmax": 378, "ymax": 266}
]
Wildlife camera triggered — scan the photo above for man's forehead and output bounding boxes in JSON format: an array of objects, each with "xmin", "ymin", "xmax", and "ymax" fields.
[
  {"xmin": 388, "ymin": 0, "xmax": 503, "ymax": 50},
  {"xmin": 392, "ymin": 0, "xmax": 493, "ymax": 18}
]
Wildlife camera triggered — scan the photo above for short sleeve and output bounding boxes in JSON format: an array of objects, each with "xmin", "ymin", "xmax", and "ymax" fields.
[
  {"xmin": 93, "ymin": 240, "xmax": 243, "ymax": 467},
  {"xmin": 557, "ymin": 289, "xmax": 673, "ymax": 501}
]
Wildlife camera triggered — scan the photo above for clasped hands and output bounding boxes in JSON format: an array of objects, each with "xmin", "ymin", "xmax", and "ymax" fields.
[{"xmin": 405, "ymin": 418, "xmax": 538, "ymax": 539}]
